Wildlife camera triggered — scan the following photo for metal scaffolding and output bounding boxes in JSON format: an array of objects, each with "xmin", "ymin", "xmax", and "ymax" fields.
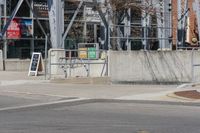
[{"xmin": 1, "ymin": 0, "xmax": 200, "ymax": 51}]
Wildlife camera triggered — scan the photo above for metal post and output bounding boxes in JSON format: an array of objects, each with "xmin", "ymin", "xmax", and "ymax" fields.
[
  {"xmin": 87, "ymin": 52, "xmax": 90, "ymax": 77},
  {"xmin": 45, "ymin": 35, "xmax": 48, "ymax": 80},
  {"xmin": 30, "ymin": 0, "xmax": 34, "ymax": 57},
  {"xmin": 49, "ymin": 50, "xmax": 51, "ymax": 79},
  {"xmin": 105, "ymin": 53, "xmax": 108, "ymax": 76},
  {"xmin": 94, "ymin": 24, "xmax": 97, "ymax": 43},
  {"xmin": 69, "ymin": 50, "xmax": 72, "ymax": 77},
  {"xmin": 191, "ymin": 48, "xmax": 194, "ymax": 82},
  {"xmin": 2, "ymin": 0, "xmax": 6, "ymax": 70}
]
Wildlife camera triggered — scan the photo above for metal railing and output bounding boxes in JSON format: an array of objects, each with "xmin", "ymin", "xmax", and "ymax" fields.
[
  {"xmin": 49, "ymin": 49, "xmax": 108, "ymax": 79},
  {"xmin": 109, "ymin": 24, "xmax": 174, "ymax": 50}
]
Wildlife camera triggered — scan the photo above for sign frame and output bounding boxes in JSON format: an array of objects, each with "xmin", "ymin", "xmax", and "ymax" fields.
[{"xmin": 28, "ymin": 52, "xmax": 44, "ymax": 76}]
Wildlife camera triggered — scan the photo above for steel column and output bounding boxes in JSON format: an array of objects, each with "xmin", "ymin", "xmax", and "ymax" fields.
[{"xmin": 48, "ymin": 0, "xmax": 64, "ymax": 48}]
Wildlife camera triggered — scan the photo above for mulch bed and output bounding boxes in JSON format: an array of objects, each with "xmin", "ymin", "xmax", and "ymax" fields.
[{"xmin": 174, "ymin": 90, "xmax": 200, "ymax": 99}]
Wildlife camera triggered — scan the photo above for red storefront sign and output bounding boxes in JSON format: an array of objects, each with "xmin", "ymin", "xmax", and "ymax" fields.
[{"xmin": 7, "ymin": 19, "xmax": 21, "ymax": 38}]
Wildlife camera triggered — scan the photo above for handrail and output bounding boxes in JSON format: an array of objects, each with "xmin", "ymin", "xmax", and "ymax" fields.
[{"xmin": 49, "ymin": 49, "xmax": 108, "ymax": 79}]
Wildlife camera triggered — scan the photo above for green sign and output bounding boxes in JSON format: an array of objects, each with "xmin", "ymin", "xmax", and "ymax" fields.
[{"xmin": 88, "ymin": 47, "xmax": 96, "ymax": 59}]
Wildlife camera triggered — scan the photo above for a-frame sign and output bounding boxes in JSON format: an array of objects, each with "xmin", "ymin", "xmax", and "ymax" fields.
[{"xmin": 28, "ymin": 52, "xmax": 44, "ymax": 76}]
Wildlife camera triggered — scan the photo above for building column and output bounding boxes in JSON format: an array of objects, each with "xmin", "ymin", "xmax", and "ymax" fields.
[
  {"xmin": 3, "ymin": 0, "xmax": 7, "ymax": 59},
  {"xmin": 30, "ymin": 0, "xmax": 34, "ymax": 56},
  {"xmin": 48, "ymin": 0, "xmax": 64, "ymax": 48}
]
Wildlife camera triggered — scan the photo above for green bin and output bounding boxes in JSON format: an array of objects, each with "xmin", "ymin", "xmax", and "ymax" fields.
[{"xmin": 88, "ymin": 47, "xmax": 96, "ymax": 59}]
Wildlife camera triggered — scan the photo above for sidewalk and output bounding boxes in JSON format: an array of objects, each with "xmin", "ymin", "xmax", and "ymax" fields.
[{"xmin": 0, "ymin": 71, "xmax": 199, "ymax": 103}]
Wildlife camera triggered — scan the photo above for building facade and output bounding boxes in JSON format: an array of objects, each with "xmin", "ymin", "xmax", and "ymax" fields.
[
  {"xmin": 1, "ymin": 0, "xmax": 50, "ymax": 59},
  {"xmin": 1, "ymin": 0, "xmax": 200, "ymax": 59}
]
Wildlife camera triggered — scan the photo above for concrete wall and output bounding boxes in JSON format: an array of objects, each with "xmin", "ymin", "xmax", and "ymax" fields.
[
  {"xmin": 3, "ymin": 50, "xmax": 200, "ymax": 84},
  {"xmin": 110, "ymin": 51, "xmax": 200, "ymax": 83},
  {"xmin": 0, "ymin": 49, "xmax": 108, "ymax": 80},
  {"xmin": 4, "ymin": 59, "xmax": 30, "ymax": 71}
]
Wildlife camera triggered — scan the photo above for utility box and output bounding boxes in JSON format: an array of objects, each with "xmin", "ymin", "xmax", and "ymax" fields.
[
  {"xmin": 78, "ymin": 43, "xmax": 99, "ymax": 59},
  {"xmin": 79, "ymin": 48, "xmax": 88, "ymax": 59}
]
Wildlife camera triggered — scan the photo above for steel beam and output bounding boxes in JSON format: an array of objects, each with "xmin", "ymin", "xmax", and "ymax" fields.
[
  {"xmin": 25, "ymin": 0, "xmax": 47, "ymax": 36},
  {"xmin": 61, "ymin": 0, "xmax": 84, "ymax": 48}
]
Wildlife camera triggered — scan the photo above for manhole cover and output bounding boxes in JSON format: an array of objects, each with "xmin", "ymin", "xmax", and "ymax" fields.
[{"xmin": 137, "ymin": 130, "xmax": 150, "ymax": 133}]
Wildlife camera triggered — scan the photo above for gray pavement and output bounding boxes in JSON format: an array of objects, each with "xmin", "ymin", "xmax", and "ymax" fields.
[
  {"xmin": 0, "ymin": 71, "xmax": 199, "ymax": 104},
  {"xmin": 1, "ymin": 71, "xmax": 200, "ymax": 133},
  {"xmin": 1, "ymin": 102, "xmax": 200, "ymax": 133}
]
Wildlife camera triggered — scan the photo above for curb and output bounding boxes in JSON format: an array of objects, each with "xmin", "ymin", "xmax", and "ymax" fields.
[{"xmin": 2, "ymin": 98, "xmax": 200, "ymax": 112}]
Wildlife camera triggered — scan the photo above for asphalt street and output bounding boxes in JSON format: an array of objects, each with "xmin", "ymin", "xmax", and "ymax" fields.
[
  {"xmin": 0, "ymin": 95, "xmax": 42, "ymax": 109},
  {"xmin": 0, "ymin": 99, "xmax": 200, "ymax": 133},
  {"xmin": 0, "ymin": 70, "xmax": 200, "ymax": 133}
]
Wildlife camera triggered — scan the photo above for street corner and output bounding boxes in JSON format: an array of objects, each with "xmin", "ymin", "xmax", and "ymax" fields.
[{"xmin": 167, "ymin": 90, "xmax": 200, "ymax": 102}]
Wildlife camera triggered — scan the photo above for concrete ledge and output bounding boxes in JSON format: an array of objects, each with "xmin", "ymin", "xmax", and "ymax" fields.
[
  {"xmin": 4, "ymin": 59, "xmax": 30, "ymax": 71},
  {"xmin": 51, "ymin": 77, "xmax": 111, "ymax": 84}
]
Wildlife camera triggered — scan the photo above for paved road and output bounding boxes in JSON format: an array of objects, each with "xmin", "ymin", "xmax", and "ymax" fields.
[
  {"xmin": 0, "ymin": 92, "xmax": 69, "ymax": 109},
  {"xmin": 0, "ymin": 101, "xmax": 200, "ymax": 133},
  {"xmin": 0, "ymin": 95, "xmax": 36, "ymax": 109}
]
